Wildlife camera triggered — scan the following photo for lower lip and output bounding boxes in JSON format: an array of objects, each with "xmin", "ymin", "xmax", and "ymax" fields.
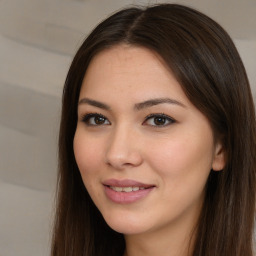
[{"xmin": 104, "ymin": 186, "xmax": 154, "ymax": 204}]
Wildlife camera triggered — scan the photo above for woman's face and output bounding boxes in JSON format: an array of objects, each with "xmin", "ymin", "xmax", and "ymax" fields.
[{"xmin": 73, "ymin": 45, "xmax": 225, "ymax": 236}]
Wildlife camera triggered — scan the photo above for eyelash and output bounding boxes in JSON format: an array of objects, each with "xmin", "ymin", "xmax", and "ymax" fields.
[
  {"xmin": 81, "ymin": 113, "xmax": 110, "ymax": 126},
  {"xmin": 81, "ymin": 113, "xmax": 176, "ymax": 127},
  {"xmin": 143, "ymin": 113, "xmax": 176, "ymax": 127}
]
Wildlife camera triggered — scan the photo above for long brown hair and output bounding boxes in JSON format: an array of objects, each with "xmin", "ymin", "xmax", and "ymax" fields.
[{"xmin": 51, "ymin": 4, "xmax": 256, "ymax": 256}]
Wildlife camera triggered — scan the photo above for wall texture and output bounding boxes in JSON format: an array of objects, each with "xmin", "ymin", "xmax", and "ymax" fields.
[{"xmin": 0, "ymin": 0, "xmax": 255, "ymax": 255}]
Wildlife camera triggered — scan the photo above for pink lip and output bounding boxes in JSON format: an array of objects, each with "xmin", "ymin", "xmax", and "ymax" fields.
[
  {"xmin": 103, "ymin": 179, "xmax": 155, "ymax": 204},
  {"xmin": 103, "ymin": 179, "xmax": 154, "ymax": 188}
]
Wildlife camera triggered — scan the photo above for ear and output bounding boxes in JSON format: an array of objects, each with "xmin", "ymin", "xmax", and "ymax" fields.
[{"xmin": 212, "ymin": 140, "xmax": 226, "ymax": 171}]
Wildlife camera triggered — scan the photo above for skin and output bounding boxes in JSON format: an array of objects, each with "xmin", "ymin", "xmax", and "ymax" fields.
[{"xmin": 73, "ymin": 44, "xmax": 225, "ymax": 256}]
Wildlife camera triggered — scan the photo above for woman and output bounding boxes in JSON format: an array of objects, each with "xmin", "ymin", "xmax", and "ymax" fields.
[{"xmin": 51, "ymin": 4, "xmax": 256, "ymax": 256}]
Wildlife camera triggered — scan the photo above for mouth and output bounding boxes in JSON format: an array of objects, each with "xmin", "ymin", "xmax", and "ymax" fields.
[
  {"xmin": 108, "ymin": 186, "xmax": 148, "ymax": 192},
  {"xmin": 102, "ymin": 179, "xmax": 155, "ymax": 204}
]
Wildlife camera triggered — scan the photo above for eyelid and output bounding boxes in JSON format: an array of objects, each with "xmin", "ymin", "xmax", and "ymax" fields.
[
  {"xmin": 81, "ymin": 112, "xmax": 111, "ymax": 126},
  {"xmin": 80, "ymin": 112, "xmax": 175, "ymax": 127},
  {"xmin": 143, "ymin": 113, "xmax": 176, "ymax": 127}
]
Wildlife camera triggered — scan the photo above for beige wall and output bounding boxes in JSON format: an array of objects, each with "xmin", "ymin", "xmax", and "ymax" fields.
[{"xmin": 0, "ymin": 1, "xmax": 255, "ymax": 255}]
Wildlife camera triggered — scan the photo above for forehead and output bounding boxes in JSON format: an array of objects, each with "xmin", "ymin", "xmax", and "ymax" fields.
[
  {"xmin": 84, "ymin": 44, "xmax": 169, "ymax": 81},
  {"xmin": 80, "ymin": 44, "xmax": 189, "ymax": 104}
]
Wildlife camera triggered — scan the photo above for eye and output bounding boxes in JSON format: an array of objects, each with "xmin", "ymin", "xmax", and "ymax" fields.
[
  {"xmin": 143, "ymin": 113, "xmax": 175, "ymax": 127},
  {"xmin": 81, "ymin": 113, "xmax": 110, "ymax": 126}
]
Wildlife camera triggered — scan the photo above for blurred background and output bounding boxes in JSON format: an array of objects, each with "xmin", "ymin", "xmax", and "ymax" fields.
[{"xmin": 0, "ymin": 0, "xmax": 255, "ymax": 255}]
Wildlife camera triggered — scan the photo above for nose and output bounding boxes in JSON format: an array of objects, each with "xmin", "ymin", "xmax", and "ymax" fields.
[{"xmin": 104, "ymin": 125, "xmax": 143, "ymax": 170}]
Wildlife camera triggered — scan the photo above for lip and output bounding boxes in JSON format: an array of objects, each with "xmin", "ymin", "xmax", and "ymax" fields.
[
  {"xmin": 103, "ymin": 179, "xmax": 155, "ymax": 204},
  {"xmin": 103, "ymin": 179, "xmax": 154, "ymax": 188}
]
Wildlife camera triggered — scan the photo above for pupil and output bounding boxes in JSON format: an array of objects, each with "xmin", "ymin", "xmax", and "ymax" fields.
[
  {"xmin": 95, "ymin": 116, "xmax": 105, "ymax": 124},
  {"xmin": 154, "ymin": 117, "xmax": 165, "ymax": 125}
]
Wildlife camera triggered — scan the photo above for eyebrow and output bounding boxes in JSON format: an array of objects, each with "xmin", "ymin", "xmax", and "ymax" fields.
[
  {"xmin": 134, "ymin": 98, "xmax": 186, "ymax": 110},
  {"xmin": 78, "ymin": 97, "xmax": 186, "ymax": 110},
  {"xmin": 78, "ymin": 98, "xmax": 110, "ymax": 110}
]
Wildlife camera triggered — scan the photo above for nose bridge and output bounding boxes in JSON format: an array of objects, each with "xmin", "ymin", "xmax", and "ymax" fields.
[{"xmin": 105, "ymin": 122, "xmax": 142, "ymax": 169}]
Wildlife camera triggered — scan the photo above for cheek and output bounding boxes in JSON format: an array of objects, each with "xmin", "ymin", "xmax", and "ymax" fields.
[
  {"xmin": 145, "ymin": 135, "xmax": 214, "ymax": 219},
  {"xmin": 73, "ymin": 131, "xmax": 103, "ymax": 179},
  {"xmin": 73, "ymin": 131, "xmax": 104, "ymax": 202},
  {"xmin": 146, "ymin": 133, "xmax": 214, "ymax": 186}
]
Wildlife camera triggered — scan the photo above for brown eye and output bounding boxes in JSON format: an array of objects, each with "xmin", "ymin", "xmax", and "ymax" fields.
[
  {"xmin": 94, "ymin": 116, "xmax": 106, "ymax": 125},
  {"xmin": 154, "ymin": 116, "xmax": 167, "ymax": 125},
  {"xmin": 143, "ymin": 114, "xmax": 175, "ymax": 127},
  {"xmin": 82, "ymin": 113, "xmax": 110, "ymax": 126}
]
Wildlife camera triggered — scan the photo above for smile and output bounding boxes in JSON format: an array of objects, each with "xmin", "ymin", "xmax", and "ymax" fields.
[
  {"xmin": 103, "ymin": 179, "xmax": 155, "ymax": 204},
  {"xmin": 109, "ymin": 186, "xmax": 145, "ymax": 192}
]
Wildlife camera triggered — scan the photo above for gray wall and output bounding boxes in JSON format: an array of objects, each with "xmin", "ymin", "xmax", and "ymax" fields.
[{"xmin": 0, "ymin": 0, "xmax": 255, "ymax": 255}]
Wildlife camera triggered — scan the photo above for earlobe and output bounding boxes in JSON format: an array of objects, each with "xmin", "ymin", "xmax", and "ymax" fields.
[{"xmin": 212, "ymin": 142, "xmax": 226, "ymax": 171}]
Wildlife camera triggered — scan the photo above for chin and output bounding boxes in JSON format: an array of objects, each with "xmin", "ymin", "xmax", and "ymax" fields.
[
  {"xmin": 108, "ymin": 223, "xmax": 147, "ymax": 235},
  {"xmin": 103, "ymin": 212, "xmax": 149, "ymax": 235}
]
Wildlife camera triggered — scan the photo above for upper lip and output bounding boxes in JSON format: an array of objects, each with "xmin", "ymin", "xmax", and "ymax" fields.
[{"xmin": 103, "ymin": 179, "xmax": 155, "ymax": 188}]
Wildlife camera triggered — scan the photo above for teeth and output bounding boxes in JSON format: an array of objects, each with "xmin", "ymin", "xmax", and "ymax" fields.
[
  {"xmin": 110, "ymin": 186, "xmax": 145, "ymax": 192},
  {"xmin": 114, "ymin": 187, "xmax": 123, "ymax": 192},
  {"xmin": 123, "ymin": 187, "xmax": 133, "ymax": 192}
]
